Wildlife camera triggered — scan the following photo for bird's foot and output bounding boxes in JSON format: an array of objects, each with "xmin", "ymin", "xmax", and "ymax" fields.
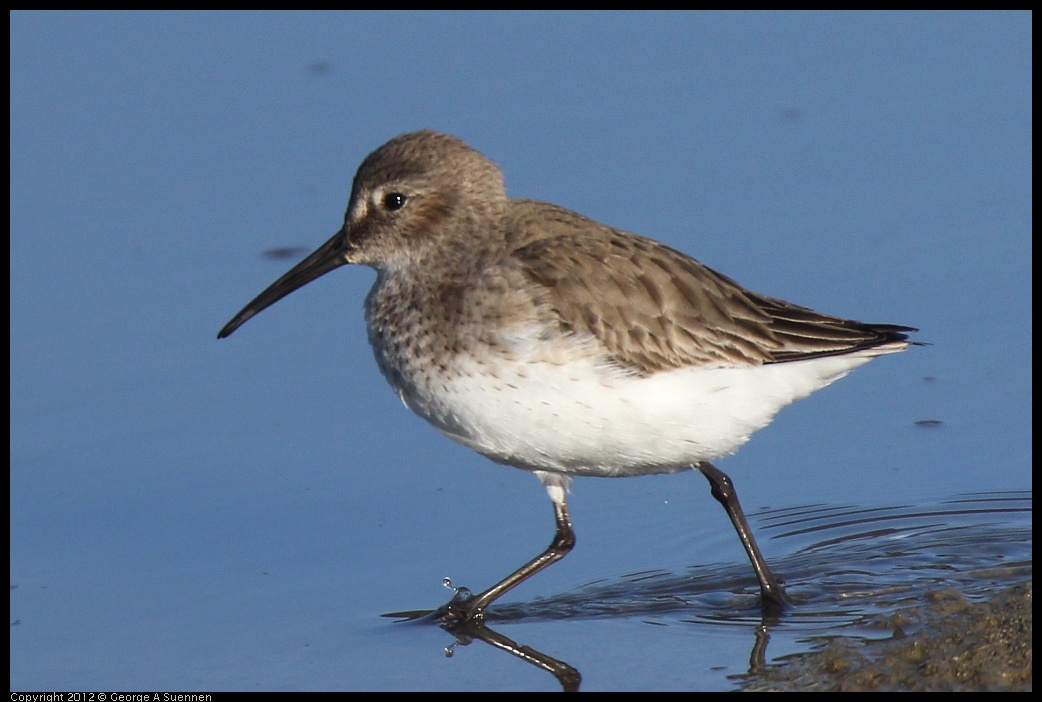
[
  {"xmin": 430, "ymin": 578, "xmax": 486, "ymax": 626},
  {"xmin": 380, "ymin": 579, "xmax": 486, "ymax": 624}
]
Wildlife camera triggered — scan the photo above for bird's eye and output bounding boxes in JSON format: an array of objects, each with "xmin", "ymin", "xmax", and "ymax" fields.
[{"xmin": 382, "ymin": 192, "xmax": 407, "ymax": 211}]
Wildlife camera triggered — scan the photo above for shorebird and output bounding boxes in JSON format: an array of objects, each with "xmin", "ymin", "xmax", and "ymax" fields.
[{"xmin": 219, "ymin": 130, "xmax": 914, "ymax": 622}]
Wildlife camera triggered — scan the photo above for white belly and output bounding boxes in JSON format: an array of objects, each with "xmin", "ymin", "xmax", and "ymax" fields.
[{"xmin": 389, "ymin": 346, "xmax": 888, "ymax": 478}]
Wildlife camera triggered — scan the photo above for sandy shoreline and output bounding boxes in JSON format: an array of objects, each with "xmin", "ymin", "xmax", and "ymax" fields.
[{"xmin": 740, "ymin": 581, "xmax": 1032, "ymax": 691}]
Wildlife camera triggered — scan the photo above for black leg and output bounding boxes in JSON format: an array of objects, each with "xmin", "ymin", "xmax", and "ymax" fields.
[
  {"xmin": 441, "ymin": 497, "xmax": 576, "ymax": 623},
  {"xmin": 697, "ymin": 461, "xmax": 788, "ymax": 610}
]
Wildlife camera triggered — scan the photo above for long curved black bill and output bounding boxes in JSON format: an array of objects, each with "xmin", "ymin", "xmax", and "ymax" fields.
[{"xmin": 218, "ymin": 227, "xmax": 351, "ymax": 339}]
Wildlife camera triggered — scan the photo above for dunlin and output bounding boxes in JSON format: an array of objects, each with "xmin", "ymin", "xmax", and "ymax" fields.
[{"xmin": 219, "ymin": 130, "xmax": 914, "ymax": 621}]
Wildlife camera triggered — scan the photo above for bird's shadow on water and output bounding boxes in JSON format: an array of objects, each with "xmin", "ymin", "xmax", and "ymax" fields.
[{"xmin": 382, "ymin": 491, "xmax": 1031, "ymax": 691}]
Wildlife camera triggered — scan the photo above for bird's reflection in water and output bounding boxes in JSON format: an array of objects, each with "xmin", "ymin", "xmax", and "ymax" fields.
[
  {"xmin": 441, "ymin": 617, "xmax": 583, "ymax": 692},
  {"xmin": 385, "ymin": 590, "xmax": 781, "ymax": 692}
]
